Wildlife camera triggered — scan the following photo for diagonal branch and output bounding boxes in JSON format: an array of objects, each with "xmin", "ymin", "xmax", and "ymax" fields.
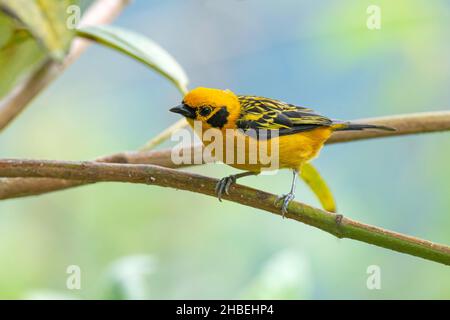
[
  {"xmin": 0, "ymin": 158, "xmax": 449, "ymax": 265},
  {"xmin": 1, "ymin": 111, "xmax": 449, "ymax": 200},
  {"xmin": 0, "ymin": 0, "xmax": 130, "ymax": 132}
]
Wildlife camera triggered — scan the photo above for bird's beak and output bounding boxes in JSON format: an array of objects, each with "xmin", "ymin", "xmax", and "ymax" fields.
[{"xmin": 169, "ymin": 104, "xmax": 196, "ymax": 119}]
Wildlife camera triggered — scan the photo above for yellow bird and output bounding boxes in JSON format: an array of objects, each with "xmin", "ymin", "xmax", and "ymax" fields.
[{"xmin": 170, "ymin": 87, "xmax": 394, "ymax": 216}]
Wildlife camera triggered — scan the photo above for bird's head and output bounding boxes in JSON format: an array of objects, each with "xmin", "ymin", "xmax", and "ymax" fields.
[{"xmin": 170, "ymin": 87, "xmax": 241, "ymax": 129}]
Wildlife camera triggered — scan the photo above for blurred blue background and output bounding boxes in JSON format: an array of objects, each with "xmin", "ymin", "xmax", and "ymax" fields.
[{"xmin": 0, "ymin": 0, "xmax": 449, "ymax": 299}]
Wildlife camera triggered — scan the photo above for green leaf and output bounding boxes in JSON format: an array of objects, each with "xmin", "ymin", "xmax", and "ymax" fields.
[
  {"xmin": 0, "ymin": 0, "xmax": 76, "ymax": 61},
  {"xmin": 301, "ymin": 163, "xmax": 337, "ymax": 212},
  {"xmin": 77, "ymin": 25, "xmax": 189, "ymax": 95},
  {"xmin": 0, "ymin": 12, "xmax": 45, "ymax": 99}
]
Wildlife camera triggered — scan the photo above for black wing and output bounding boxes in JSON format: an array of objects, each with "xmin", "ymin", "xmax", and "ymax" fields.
[{"xmin": 236, "ymin": 95, "xmax": 332, "ymax": 138}]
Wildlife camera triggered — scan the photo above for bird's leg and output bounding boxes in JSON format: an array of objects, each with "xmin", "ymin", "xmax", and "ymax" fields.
[
  {"xmin": 275, "ymin": 169, "xmax": 299, "ymax": 218},
  {"xmin": 215, "ymin": 171, "xmax": 259, "ymax": 201}
]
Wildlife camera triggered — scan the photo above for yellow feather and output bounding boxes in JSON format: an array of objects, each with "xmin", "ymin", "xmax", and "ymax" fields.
[{"xmin": 183, "ymin": 88, "xmax": 333, "ymax": 172}]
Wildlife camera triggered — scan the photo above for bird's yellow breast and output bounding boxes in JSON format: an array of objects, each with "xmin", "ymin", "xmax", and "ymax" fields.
[
  {"xmin": 275, "ymin": 127, "xmax": 332, "ymax": 169},
  {"xmin": 188, "ymin": 119, "xmax": 332, "ymax": 172}
]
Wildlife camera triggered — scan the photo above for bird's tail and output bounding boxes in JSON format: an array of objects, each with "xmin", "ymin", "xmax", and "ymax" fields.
[{"xmin": 331, "ymin": 121, "xmax": 395, "ymax": 132}]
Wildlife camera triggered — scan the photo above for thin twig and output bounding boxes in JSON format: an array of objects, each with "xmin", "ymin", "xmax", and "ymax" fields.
[
  {"xmin": 140, "ymin": 118, "xmax": 188, "ymax": 151},
  {"xmin": 0, "ymin": 158, "xmax": 449, "ymax": 265},
  {"xmin": 1, "ymin": 111, "xmax": 449, "ymax": 200},
  {"xmin": 0, "ymin": 0, "xmax": 130, "ymax": 132},
  {"xmin": 328, "ymin": 111, "xmax": 450, "ymax": 144}
]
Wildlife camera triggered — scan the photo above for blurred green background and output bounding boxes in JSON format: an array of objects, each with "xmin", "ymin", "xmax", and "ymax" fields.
[{"xmin": 0, "ymin": 0, "xmax": 449, "ymax": 299}]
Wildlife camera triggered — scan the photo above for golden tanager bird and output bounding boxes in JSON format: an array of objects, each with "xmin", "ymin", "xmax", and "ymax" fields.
[{"xmin": 170, "ymin": 87, "xmax": 394, "ymax": 216}]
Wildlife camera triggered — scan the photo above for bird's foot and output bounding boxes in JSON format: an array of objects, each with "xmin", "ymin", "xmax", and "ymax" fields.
[
  {"xmin": 275, "ymin": 192, "xmax": 295, "ymax": 218},
  {"xmin": 215, "ymin": 175, "xmax": 237, "ymax": 201}
]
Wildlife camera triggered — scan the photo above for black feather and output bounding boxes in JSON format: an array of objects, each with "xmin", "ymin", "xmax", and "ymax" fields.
[
  {"xmin": 207, "ymin": 107, "xmax": 229, "ymax": 128},
  {"xmin": 335, "ymin": 123, "xmax": 396, "ymax": 132},
  {"xmin": 236, "ymin": 95, "xmax": 332, "ymax": 138}
]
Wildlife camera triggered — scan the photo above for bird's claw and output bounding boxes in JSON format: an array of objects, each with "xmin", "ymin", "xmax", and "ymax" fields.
[
  {"xmin": 215, "ymin": 175, "xmax": 237, "ymax": 201},
  {"xmin": 275, "ymin": 192, "xmax": 295, "ymax": 218}
]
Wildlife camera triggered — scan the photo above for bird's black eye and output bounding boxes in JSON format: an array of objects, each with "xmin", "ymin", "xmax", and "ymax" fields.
[{"xmin": 199, "ymin": 106, "xmax": 212, "ymax": 117}]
